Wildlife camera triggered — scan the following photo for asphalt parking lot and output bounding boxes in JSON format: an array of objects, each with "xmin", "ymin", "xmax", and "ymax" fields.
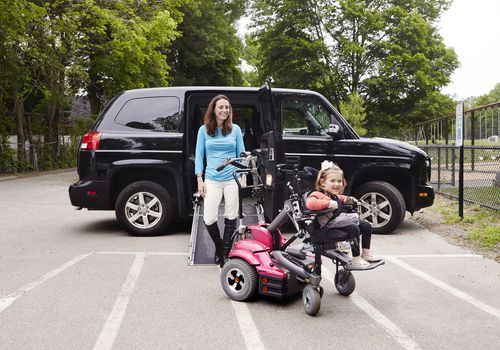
[{"xmin": 1, "ymin": 170, "xmax": 499, "ymax": 350}]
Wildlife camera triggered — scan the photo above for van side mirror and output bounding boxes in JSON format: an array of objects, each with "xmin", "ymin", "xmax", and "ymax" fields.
[
  {"xmin": 327, "ymin": 124, "xmax": 341, "ymax": 137},
  {"xmin": 327, "ymin": 124, "xmax": 343, "ymax": 140},
  {"xmin": 328, "ymin": 124, "xmax": 339, "ymax": 133}
]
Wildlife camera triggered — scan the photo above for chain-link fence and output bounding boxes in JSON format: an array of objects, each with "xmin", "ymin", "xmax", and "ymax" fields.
[
  {"xmin": 0, "ymin": 135, "xmax": 80, "ymax": 174},
  {"xmin": 419, "ymin": 145, "xmax": 500, "ymax": 211}
]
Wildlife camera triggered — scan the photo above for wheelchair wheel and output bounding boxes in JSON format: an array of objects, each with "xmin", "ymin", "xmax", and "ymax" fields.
[
  {"xmin": 302, "ymin": 285, "xmax": 321, "ymax": 316},
  {"xmin": 334, "ymin": 269, "xmax": 356, "ymax": 296}
]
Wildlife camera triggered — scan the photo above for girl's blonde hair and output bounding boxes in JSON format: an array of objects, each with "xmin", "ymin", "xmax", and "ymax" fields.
[{"xmin": 315, "ymin": 163, "xmax": 346, "ymax": 193}]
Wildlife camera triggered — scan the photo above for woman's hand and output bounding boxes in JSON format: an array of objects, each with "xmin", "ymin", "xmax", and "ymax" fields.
[{"xmin": 197, "ymin": 178, "xmax": 206, "ymax": 198}]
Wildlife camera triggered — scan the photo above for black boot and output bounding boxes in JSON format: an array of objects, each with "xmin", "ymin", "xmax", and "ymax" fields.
[
  {"xmin": 205, "ymin": 222, "xmax": 224, "ymax": 267},
  {"xmin": 222, "ymin": 218, "xmax": 237, "ymax": 260}
]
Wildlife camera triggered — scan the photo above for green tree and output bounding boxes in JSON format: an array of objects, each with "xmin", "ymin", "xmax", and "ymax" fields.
[
  {"xmin": 248, "ymin": 0, "xmax": 459, "ymax": 136},
  {"xmin": 475, "ymin": 83, "xmax": 500, "ymax": 106},
  {"xmin": 339, "ymin": 93, "xmax": 367, "ymax": 136},
  {"xmin": 81, "ymin": 0, "xmax": 185, "ymax": 113},
  {"xmin": 0, "ymin": 0, "xmax": 47, "ymax": 170},
  {"xmin": 168, "ymin": 0, "xmax": 245, "ymax": 86}
]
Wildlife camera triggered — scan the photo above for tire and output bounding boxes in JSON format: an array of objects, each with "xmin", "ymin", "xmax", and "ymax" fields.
[
  {"xmin": 302, "ymin": 285, "xmax": 321, "ymax": 316},
  {"xmin": 334, "ymin": 270, "xmax": 356, "ymax": 296},
  {"xmin": 354, "ymin": 181, "xmax": 405, "ymax": 234},
  {"xmin": 115, "ymin": 181, "xmax": 173, "ymax": 236},
  {"xmin": 220, "ymin": 259, "xmax": 258, "ymax": 301}
]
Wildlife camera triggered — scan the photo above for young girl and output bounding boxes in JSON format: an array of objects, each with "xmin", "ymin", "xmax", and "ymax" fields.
[{"xmin": 306, "ymin": 161, "xmax": 381, "ymax": 267}]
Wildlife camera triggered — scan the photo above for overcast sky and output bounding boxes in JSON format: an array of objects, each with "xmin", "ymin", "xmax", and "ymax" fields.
[{"xmin": 438, "ymin": 0, "xmax": 500, "ymax": 99}]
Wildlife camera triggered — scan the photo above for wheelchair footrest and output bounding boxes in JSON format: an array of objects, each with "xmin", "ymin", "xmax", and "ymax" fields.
[{"xmin": 344, "ymin": 259, "xmax": 385, "ymax": 271}]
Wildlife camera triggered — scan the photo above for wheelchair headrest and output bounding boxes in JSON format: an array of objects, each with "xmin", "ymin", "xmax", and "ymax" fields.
[{"xmin": 302, "ymin": 166, "xmax": 319, "ymax": 182}]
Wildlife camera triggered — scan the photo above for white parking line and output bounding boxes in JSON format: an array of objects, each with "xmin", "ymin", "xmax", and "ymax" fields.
[
  {"xmin": 0, "ymin": 253, "xmax": 92, "ymax": 314},
  {"xmin": 382, "ymin": 254, "xmax": 482, "ymax": 258},
  {"xmin": 323, "ymin": 267, "xmax": 422, "ymax": 350},
  {"xmin": 231, "ymin": 300, "xmax": 265, "ymax": 350},
  {"xmin": 386, "ymin": 256, "xmax": 500, "ymax": 320},
  {"xmin": 93, "ymin": 253, "xmax": 146, "ymax": 350},
  {"xmin": 95, "ymin": 251, "xmax": 188, "ymax": 256}
]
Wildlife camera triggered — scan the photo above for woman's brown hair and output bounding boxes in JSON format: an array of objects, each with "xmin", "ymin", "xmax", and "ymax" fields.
[{"xmin": 203, "ymin": 95, "xmax": 233, "ymax": 136}]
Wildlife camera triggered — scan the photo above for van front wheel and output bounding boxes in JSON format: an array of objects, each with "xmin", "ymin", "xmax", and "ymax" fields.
[{"xmin": 354, "ymin": 181, "xmax": 405, "ymax": 234}]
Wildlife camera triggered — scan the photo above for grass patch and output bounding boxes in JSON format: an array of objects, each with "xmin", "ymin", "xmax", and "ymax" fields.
[
  {"xmin": 432, "ymin": 195, "xmax": 500, "ymax": 252},
  {"xmin": 468, "ymin": 226, "xmax": 500, "ymax": 248}
]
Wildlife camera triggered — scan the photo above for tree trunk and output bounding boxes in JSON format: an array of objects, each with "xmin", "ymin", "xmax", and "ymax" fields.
[
  {"xmin": 25, "ymin": 113, "xmax": 37, "ymax": 171},
  {"xmin": 13, "ymin": 92, "xmax": 26, "ymax": 172},
  {"xmin": 46, "ymin": 94, "xmax": 57, "ymax": 168}
]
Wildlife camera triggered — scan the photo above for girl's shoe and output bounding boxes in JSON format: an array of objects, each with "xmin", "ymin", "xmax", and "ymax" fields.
[
  {"xmin": 351, "ymin": 257, "xmax": 370, "ymax": 266},
  {"xmin": 361, "ymin": 254, "xmax": 382, "ymax": 263}
]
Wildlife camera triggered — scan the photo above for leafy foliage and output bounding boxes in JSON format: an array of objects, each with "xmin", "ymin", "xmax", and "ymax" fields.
[
  {"xmin": 247, "ymin": 0, "xmax": 459, "ymax": 136},
  {"xmin": 339, "ymin": 93, "xmax": 367, "ymax": 136},
  {"xmin": 168, "ymin": 0, "xmax": 245, "ymax": 86},
  {"xmin": 475, "ymin": 83, "xmax": 500, "ymax": 106},
  {"xmin": 0, "ymin": 0, "xmax": 189, "ymax": 173}
]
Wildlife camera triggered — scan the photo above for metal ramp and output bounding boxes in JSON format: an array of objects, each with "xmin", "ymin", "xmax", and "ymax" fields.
[{"xmin": 188, "ymin": 196, "xmax": 264, "ymax": 265}]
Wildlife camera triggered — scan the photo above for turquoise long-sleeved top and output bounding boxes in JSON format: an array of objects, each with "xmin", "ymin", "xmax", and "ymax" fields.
[{"xmin": 195, "ymin": 124, "xmax": 245, "ymax": 181}]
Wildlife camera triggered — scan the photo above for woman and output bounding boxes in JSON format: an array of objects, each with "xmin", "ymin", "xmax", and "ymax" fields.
[{"xmin": 195, "ymin": 95, "xmax": 245, "ymax": 267}]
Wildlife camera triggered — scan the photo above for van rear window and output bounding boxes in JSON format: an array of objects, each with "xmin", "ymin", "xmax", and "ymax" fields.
[{"xmin": 115, "ymin": 96, "xmax": 181, "ymax": 132}]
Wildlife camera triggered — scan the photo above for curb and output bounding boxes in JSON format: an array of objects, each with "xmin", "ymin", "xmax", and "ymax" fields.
[{"xmin": 0, "ymin": 168, "xmax": 76, "ymax": 182}]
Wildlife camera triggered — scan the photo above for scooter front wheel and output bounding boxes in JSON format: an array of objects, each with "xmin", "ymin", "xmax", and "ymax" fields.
[
  {"xmin": 220, "ymin": 258, "xmax": 258, "ymax": 301},
  {"xmin": 302, "ymin": 285, "xmax": 321, "ymax": 316}
]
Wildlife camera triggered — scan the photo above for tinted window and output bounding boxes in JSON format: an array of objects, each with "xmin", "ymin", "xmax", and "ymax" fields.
[
  {"xmin": 115, "ymin": 97, "xmax": 181, "ymax": 132},
  {"xmin": 282, "ymin": 99, "xmax": 330, "ymax": 136}
]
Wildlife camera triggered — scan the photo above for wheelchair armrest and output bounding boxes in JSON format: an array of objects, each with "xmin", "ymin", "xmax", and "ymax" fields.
[
  {"xmin": 303, "ymin": 208, "xmax": 332, "ymax": 216},
  {"xmin": 300, "ymin": 191, "xmax": 334, "ymax": 216}
]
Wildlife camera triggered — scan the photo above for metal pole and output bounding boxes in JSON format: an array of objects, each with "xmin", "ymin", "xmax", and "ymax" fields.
[
  {"xmin": 451, "ymin": 146, "xmax": 456, "ymax": 186},
  {"xmin": 456, "ymin": 102, "xmax": 465, "ymax": 220},
  {"xmin": 458, "ymin": 144, "xmax": 464, "ymax": 219},
  {"xmin": 437, "ymin": 146, "xmax": 441, "ymax": 191},
  {"xmin": 471, "ymin": 111, "xmax": 475, "ymax": 171}
]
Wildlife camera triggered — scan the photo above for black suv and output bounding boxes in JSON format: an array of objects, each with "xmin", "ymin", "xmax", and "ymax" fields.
[{"xmin": 69, "ymin": 85, "xmax": 434, "ymax": 235}]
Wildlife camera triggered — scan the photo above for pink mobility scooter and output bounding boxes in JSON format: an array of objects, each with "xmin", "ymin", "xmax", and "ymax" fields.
[{"xmin": 217, "ymin": 134, "xmax": 384, "ymax": 316}]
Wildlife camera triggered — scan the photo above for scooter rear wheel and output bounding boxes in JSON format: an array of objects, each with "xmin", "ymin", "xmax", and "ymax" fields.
[
  {"xmin": 334, "ymin": 269, "xmax": 356, "ymax": 296},
  {"xmin": 302, "ymin": 285, "xmax": 321, "ymax": 316},
  {"xmin": 220, "ymin": 258, "xmax": 258, "ymax": 301}
]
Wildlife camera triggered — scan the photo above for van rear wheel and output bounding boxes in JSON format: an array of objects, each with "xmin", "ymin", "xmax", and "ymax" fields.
[
  {"xmin": 354, "ymin": 181, "xmax": 405, "ymax": 234},
  {"xmin": 115, "ymin": 181, "xmax": 172, "ymax": 236}
]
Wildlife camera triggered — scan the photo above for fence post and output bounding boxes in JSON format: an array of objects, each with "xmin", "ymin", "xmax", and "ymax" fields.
[
  {"xmin": 437, "ymin": 146, "xmax": 441, "ymax": 191},
  {"xmin": 456, "ymin": 102, "xmax": 465, "ymax": 219},
  {"xmin": 451, "ymin": 146, "xmax": 456, "ymax": 186},
  {"xmin": 471, "ymin": 110, "xmax": 475, "ymax": 171}
]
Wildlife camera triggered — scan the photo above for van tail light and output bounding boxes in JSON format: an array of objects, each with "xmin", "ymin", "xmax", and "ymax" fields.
[{"xmin": 80, "ymin": 131, "xmax": 102, "ymax": 150}]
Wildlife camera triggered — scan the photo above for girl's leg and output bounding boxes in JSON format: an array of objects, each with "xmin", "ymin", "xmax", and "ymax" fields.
[
  {"xmin": 341, "ymin": 225, "xmax": 361, "ymax": 257},
  {"xmin": 341, "ymin": 224, "xmax": 370, "ymax": 266},
  {"xmin": 359, "ymin": 219, "xmax": 382, "ymax": 262},
  {"xmin": 359, "ymin": 219, "xmax": 372, "ymax": 249}
]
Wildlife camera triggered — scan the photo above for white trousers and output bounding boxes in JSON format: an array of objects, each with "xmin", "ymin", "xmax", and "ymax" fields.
[{"xmin": 203, "ymin": 179, "xmax": 239, "ymax": 225}]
